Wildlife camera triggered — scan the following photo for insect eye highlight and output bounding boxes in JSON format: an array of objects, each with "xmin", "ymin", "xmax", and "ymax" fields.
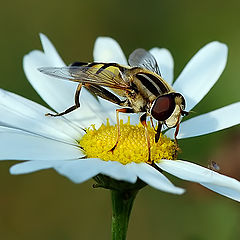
[{"xmin": 151, "ymin": 94, "xmax": 176, "ymax": 121}]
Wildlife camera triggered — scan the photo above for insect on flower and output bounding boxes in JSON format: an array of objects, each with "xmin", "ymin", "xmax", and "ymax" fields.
[
  {"xmin": 208, "ymin": 160, "xmax": 220, "ymax": 172},
  {"xmin": 39, "ymin": 48, "xmax": 188, "ymax": 162}
]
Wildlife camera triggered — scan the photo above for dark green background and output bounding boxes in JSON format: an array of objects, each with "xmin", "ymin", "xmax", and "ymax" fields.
[{"xmin": 0, "ymin": 0, "xmax": 240, "ymax": 239}]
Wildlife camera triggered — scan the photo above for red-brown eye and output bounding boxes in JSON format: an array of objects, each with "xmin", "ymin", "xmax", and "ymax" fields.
[{"xmin": 151, "ymin": 94, "xmax": 176, "ymax": 121}]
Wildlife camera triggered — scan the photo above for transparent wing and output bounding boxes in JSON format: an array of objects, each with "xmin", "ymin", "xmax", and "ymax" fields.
[
  {"xmin": 38, "ymin": 66, "xmax": 130, "ymax": 90},
  {"xmin": 128, "ymin": 48, "xmax": 161, "ymax": 76}
]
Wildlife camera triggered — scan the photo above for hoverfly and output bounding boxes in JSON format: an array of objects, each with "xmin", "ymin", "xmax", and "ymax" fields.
[{"xmin": 39, "ymin": 48, "xmax": 188, "ymax": 162}]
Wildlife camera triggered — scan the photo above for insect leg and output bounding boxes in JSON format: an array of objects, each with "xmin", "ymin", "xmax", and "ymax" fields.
[
  {"xmin": 110, "ymin": 108, "xmax": 134, "ymax": 152},
  {"xmin": 173, "ymin": 115, "xmax": 182, "ymax": 158},
  {"xmin": 155, "ymin": 122, "xmax": 162, "ymax": 143},
  {"xmin": 150, "ymin": 116, "xmax": 157, "ymax": 131},
  {"xmin": 174, "ymin": 112, "xmax": 182, "ymax": 146},
  {"xmin": 174, "ymin": 122, "xmax": 180, "ymax": 144},
  {"xmin": 84, "ymin": 86, "xmax": 133, "ymax": 153},
  {"xmin": 85, "ymin": 85, "xmax": 124, "ymax": 105},
  {"xmin": 140, "ymin": 113, "xmax": 151, "ymax": 163},
  {"xmin": 46, "ymin": 83, "xmax": 82, "ymax": 117}
]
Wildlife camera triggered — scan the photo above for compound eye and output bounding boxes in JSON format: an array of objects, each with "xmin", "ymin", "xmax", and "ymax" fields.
[{"xmin": 151, "ymin": 95, "xmax": 175, "ymax": 121}]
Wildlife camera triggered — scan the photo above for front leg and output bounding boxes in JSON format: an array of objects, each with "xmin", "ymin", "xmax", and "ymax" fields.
[
  {"xmin": 174, "ymin": 112, "xmax": 182, "ymax": 147},
  {"xmin": 155, "ymin": 121, "xmax": 162, "ymax": 143},
  {"xmin": 173, "ymin": 115, "xmax": 182, "ymax": 158},
  {"xmin": 150, "ymin": 118, "xmax": 162, "ymax": 143}
]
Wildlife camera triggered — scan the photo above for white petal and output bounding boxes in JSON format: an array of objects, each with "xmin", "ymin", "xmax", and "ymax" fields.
[
  {"xmin": 39, "ymin": 33, "xmax": 65, "ymax": 66},
  {"xmin": 200, "ymin": 183, "xmax": 240, "ymax": 202},
  {"xmin": 173, "ymin": 42, "xmax": 228, "ymax": 111},
  {"xmin": 23, "ymin": 35, "xmax": 75, "ymax": 112},
  {"xmin": 24, "ymin": 34, "xmax": 103, "ymax": 128},
  {"xmin": 97, "ymin": 98, "xmax": 119, "ymax": 124},
  {"xmin": 0, "ymin": 127, "xmax": 83, "ymax": 161},
  {"xmin": 10, "ymin": 158, "xmax": 137, "ymax": 184},
  {"xmin": 149, "ymin": 48, "xmax": 174, "ymax": 85},
  {"xmin": 54, "ymin": 159, "xmax": 111, "ymax": 183},
  {"xmin": 50, "ymin": 158, "xmax": 184, "ymax": 193},
  {"xmin": 10, "ymin": 160, "xmax": 60, "ymax": 174},
  {"xmin": 93, "ymin": 37, "xmax": 128, "ymax": 65},
  {"xmin": 0, "ymin": 88, "xmax": 83, "ymax": 142},
  {"xmin": 62, "ymin": 88, "xmax": 107, "ymax": 129},
  {"xmin": 99, "ymin": 161, "xmax": 137, "ymax": 183},
  {"xmin": 165, "ymin": 102, "xmax": 240, "ymax": 139},
  {"xmin": 157, "ymin": 160, "xmax": 240, "ymax": 202},
  {"xmin": 54, "ymin": 159, "xmax": 137, "ymax": 184},
  {"xmin": 130, "ymin": 163, "xmax": 185, "ymax": 194}
]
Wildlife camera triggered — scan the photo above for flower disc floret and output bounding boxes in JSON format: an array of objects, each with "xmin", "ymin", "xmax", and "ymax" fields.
[{"xmin": 79, "ymin": 119, "xmax": 177, "ymax": 164}]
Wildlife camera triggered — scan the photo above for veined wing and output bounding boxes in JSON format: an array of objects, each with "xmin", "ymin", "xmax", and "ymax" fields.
[
  {"xmin": 38, "ymin": 65, "xmax": 130, "ymax": 90},
  {"xmin": 128, "ymin": 48, "xmax": 161, "ymax": 76}
]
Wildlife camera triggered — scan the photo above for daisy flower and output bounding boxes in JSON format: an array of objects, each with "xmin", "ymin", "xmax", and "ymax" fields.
[{"xmin": 0, "ymin": 34, "xmax": 240, "ymax": 202}]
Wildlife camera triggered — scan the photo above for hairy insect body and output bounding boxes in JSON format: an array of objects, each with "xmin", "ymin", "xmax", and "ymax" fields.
[{"xmin": 125, "ymin": 89, "xmax": 148, "ymax": 113}]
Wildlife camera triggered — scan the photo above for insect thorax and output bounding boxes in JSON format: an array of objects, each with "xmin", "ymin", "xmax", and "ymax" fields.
[{"xmin": 124, "ymin": 68, "xmax": 172, "ymax": 113}]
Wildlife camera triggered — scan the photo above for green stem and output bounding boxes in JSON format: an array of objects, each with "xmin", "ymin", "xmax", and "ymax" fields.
[{"xmin": 111, "ymin": 189, "xmax": 138, "ymax": 240}]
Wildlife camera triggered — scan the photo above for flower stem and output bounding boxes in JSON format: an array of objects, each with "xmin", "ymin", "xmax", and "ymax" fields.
[{"xmin": 111, "ymin": 189, "xmax": 138, "ymax": 240}]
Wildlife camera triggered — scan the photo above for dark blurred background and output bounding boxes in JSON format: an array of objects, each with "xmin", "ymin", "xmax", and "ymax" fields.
[{"xmin": 0, "ymin": 0, "xmax": 240, "ymax": 239}]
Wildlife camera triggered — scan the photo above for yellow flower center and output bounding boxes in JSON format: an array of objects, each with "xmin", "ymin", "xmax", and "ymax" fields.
[{"xmin": 79, "ymin": 119, "xmax": 177, "ymax": 164}]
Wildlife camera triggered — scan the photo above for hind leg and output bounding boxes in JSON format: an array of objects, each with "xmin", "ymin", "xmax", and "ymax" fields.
[{"xmin": 46, "ymin": 83, "xmax": 82, "ymax": 117}]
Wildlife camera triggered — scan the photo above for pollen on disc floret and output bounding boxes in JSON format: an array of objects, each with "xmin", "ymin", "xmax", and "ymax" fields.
[{"xmin": 79, "ymin": 118, "xmax": 177, "ymax": 164}]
